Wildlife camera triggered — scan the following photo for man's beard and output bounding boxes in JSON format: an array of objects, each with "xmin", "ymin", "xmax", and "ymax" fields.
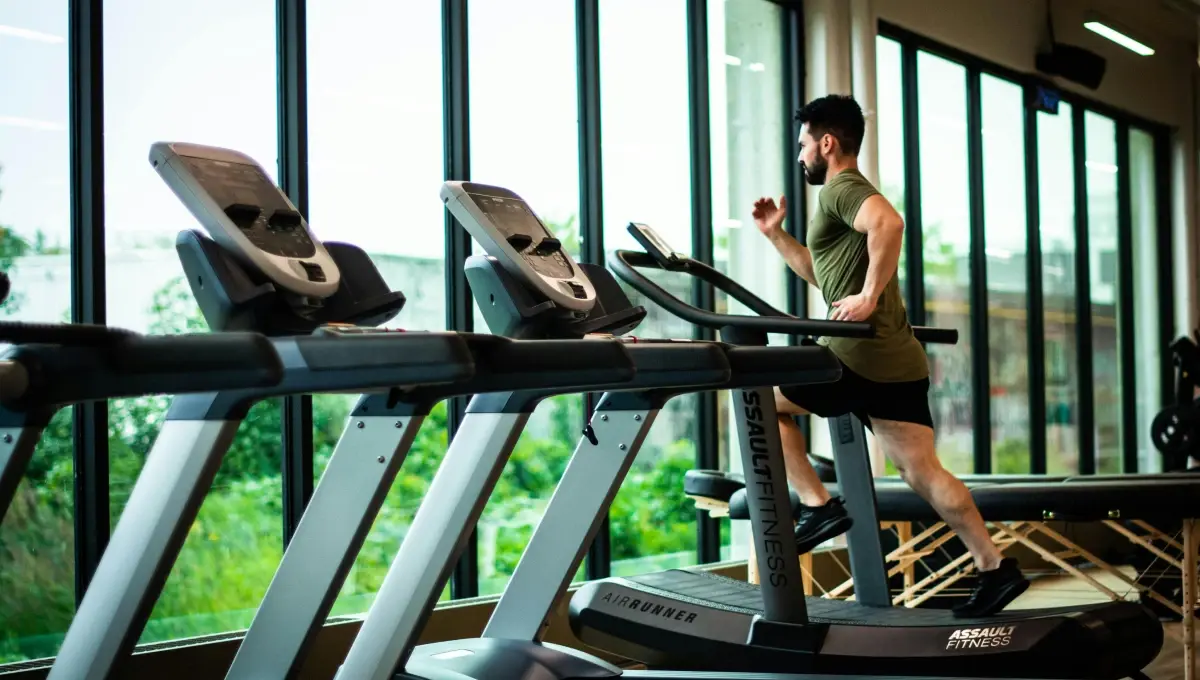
[{"xmin": 801, "ymin": 159, "xmax": 829, "ymax": 186}]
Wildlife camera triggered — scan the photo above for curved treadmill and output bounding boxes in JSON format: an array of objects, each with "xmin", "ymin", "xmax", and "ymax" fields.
[{"xmin": 564, "ymin": 225, "xmax": 1164, "ymax": 680}]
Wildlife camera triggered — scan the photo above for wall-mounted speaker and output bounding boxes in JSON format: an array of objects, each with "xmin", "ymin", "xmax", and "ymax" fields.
[{"xmin": 1036, "ymin": 42, "xmax": 1108, "ymax": 89}]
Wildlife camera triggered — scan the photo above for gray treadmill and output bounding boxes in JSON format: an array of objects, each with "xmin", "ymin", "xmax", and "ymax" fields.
[
  {"xmin": 328, "ymin": 182, "xmax": 1003, "ymax": 680},
  {"xmin": 44, "ymin": 143, "xmax": 643, "ymax": 680}
]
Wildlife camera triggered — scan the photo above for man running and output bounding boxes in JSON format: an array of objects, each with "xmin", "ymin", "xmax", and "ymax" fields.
[{"xmin": 753, "ymin": 94, "xmax": 1028, "ymax": 618}]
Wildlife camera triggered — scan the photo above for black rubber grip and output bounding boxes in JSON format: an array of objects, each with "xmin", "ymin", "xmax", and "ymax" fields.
[
  {"xmin": 460, "ymin": 334, "xmax": 634, "ymax": 391},
  {"xmin": 108, "ymin": 332, "xmax": 283, "ymax": 386},
  {"xmin": 0, "ymin": 320, "xmax": 138, "ymax": 346},
  {"xmin": 723, "ymin": 345, "xmax": 841, "ymax": 388},
  {"xmin": 911, "ymin": 326, "xmax": 958, "ymax": 344},
  {"xmin": 617, "ymin": 342, "xmax": 730, "ymax": 390},
  {"xmin": 294, "ymin": 332, "xmax": 472, "ymax": 371}
]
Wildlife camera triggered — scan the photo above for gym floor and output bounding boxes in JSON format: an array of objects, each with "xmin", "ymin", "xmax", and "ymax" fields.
[{"xmin": 1012, "ymin": 569, "xmax": 1193, "ymax": 679}]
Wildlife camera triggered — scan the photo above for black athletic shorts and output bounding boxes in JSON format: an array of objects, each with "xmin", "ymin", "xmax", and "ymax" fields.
[{"xmin": 778, "ymin": 359, "xmax": 934, "ymax": 431}]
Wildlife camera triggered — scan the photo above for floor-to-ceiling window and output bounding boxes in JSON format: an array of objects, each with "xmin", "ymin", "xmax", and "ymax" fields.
[
  {"xmin": 916, "ymin": 51, "xmax": 973, "ymax": 474},
  {"xmin": 467, "ymin": 0, "xmax": 584, "ymax": 597},
  {"xmin": 876, "ymin": 36, "xmax": 907, "ymax": 298},
  {"xmin": 880, "ymin": 22, "xmax": 1170, "ymax": 477},
  {"xmin": 600, "ymin": 0, "xmax": 700, "ymax": 576},
  {"xmin": 1129, "ymin": 127, "xmax": 1161, "ymax": 473},
  {"xmin": 306, "ymin": 0, "xmax": 447, "ymax": 616},
  {"xmin": 1084, "ymin": 112, "xmax": 1122, "ymax": 474},
  {"xmin": 708, "ymin": 0, "xmax": 788, "ymax": 561},
  {"xmin": 980, "ymin": 74, "xmax": 1030, "ymax": 472},
  {"xmin": 104, "ymin": 0, "xmax": 282, "ymax": 645},
  {"xmin": 0, "ymin": 0, "xmax": 74, "ymax": 662},
  {"xmin": 1037, "ymin": 103, "xmax": 1080, "ymax": 475}
]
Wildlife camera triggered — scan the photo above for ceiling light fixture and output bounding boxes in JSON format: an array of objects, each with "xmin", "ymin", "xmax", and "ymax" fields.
[{"xmin": 1083, "ymin": 15, "xmax": 1155, "ymax": 56}]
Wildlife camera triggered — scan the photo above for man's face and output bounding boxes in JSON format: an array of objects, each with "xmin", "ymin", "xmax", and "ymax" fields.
[{"xmin": 798, "ymin": 126, "xmax": 829, "ymax": 186}]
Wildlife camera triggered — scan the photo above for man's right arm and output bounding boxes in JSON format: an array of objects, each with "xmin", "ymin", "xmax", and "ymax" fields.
[{"xmin": 766, "ymin": 230, "xmax": 818, "ymax": 287}]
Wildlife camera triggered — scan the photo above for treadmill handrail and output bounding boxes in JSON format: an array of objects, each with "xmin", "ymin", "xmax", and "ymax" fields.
[
  {"xmin": 2, "ymin": 330, "xmax": 286, "ymax": 406},
  {"xmin": 611, "ymin": 250, "xmax": 873, "ymax": 339},
  {"xmin": 611, "ymin": 250, "xmax": 959, "ymax": 345}
]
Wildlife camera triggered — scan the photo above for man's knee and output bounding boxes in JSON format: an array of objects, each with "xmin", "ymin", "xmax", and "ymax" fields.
[{"xmin": 774, "ymin": 387, "xmax": 809, "ymax": 416}]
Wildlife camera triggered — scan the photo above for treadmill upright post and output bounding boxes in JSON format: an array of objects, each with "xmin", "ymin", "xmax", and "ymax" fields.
[
  {"xmin": 0, "ymin": 421, "xmax": 50, "ymax": 527},
  {"xmin": 730, "ymin": 386, "xmax": 809, "ymax": 623},
  {"xmin": 483, "ymin": 396, "xmax": 656, "ymax": 641},
  {"xmin": 828, "ymin": 413, "xmax": 889, "ymax": 606},
  {"xmin": 48, "ymin": 407, "xmax": 242, "ymax": 680},
  {"xmin": 335, "ymin": 401, "xmax": 533, "ymax": 680},
  {"xmin": 225, "ymin": 395, "xmax": 429, "ymax": 680}
]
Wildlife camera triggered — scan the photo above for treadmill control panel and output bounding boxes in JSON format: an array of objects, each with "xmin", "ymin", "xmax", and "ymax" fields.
[
  {"xmin": 150, "ymin": 142, "xmax": 340, "ymax": 300},
  {"xmin": 441, "ymin": 181, "xmax": 596, "ymax": 311}
]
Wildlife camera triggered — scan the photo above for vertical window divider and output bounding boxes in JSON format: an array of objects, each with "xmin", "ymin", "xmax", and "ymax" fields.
[
  {"xmin": 686, "ymin": 0, "xmax": 720, "ymax": 566},
  {"xmin": 784, "ymin": 2, "xmax": 811, "ymax": 444},
  {"xmin": 900, "ymin": 44, "xmax": 924, "ymax": 326},
  {"xmin": 442, "ymin": 0, "xmax": 478, "ymax": 600},
  {"xmin": 276, "ymin": 0, "xmax": 313, "ymax": 548},
  {"xmin": 966, "ymin": 67, "xmax": 990, "ymax": 473},
  {"xmin": 1116, "ymin": 122, "xmax": 1137, "ymax": 473},
  {"xmin": 1024, "ymin": 94, "xmax": 1047, "ymax": 475},
  {"xmin": 577, "ymin": 0, "xmax": 612, "ymax": 579},
  {"xmin": 1072, "ymin": 105, "xmax": 1095, "ymax": 475},
  {"xmin": 69, "ymin": 0, "xmax": 109, "ymax": 605}
]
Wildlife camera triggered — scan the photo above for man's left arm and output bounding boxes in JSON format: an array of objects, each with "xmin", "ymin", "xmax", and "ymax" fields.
[{"xmin": 829, "ymin": 194, "xmax": 905, "ymax": 322}]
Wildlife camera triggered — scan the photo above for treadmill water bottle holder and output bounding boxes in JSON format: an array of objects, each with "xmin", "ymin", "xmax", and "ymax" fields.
[{"xmin": 176, "ymin": 228, "xmax": 407, "ymax": 334}]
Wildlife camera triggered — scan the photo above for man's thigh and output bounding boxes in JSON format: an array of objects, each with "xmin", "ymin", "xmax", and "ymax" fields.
[{"xmin": 871, "ymin": 418, "xmax": 938, "ymax": 473}]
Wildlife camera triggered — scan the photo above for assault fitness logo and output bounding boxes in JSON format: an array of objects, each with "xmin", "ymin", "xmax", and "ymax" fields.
[
  {"xmin": 945, "ymin": 625, "xmax": 1016, "ymax": 650},
  {"xmin": 599, "ymin": 591, "xmax": 698, "ymax": 625}
]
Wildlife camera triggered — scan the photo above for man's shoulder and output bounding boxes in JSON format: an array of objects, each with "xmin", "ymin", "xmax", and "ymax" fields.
[{"xmin": 818, "ymin": 170, "xmax": 880, "ymax": 216}]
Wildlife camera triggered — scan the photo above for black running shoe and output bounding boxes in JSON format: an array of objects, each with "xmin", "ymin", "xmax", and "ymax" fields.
[
  {"xmin": 952, "ymin": 557, "xmax": 1030, "ymax": 618},
  {"xmin": 794, "ymin": 496, "xmax": 853, "ymax": 555}
]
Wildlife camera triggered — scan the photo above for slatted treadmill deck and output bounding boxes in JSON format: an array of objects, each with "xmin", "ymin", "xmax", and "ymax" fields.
[{"xmin": 627, "ymin": 569, "xmax": 1110, "ymax": 626}]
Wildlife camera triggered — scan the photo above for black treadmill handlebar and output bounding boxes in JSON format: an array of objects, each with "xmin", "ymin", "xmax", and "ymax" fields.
[
  {"xmin": 2, "ymin": 328, "xmax": 285, "ymax": 406},
  {"xmin": 610, "ymin": 251, "xmax": 874, "ymax": 339}
]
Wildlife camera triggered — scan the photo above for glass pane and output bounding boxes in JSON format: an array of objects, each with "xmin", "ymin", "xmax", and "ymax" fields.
[
  {"xmin": 1129, "ymin": 128, "xmax": 1161, "ymax": 473},
  {"xmin": 876, "ymin": 36, "xmax": 906, "ymax": 298},
  {"xmin": 1039, "ymin": 103, "xmax": 1079, "ymax": 475},
  {"xmin": 465, "ymin": 0, "xmax": 582, "ymax": 596},
  {"xmin": 917, "ymin": 51, "xmax": 972, "ymax": 474},
  {"xmin": 1085, "ymin": 112, "xmax": 1120, "ymax": 474},
  {"xmin": 104, "ymin": 0, "xmax": 281, "ymax": 644},
  {"xmin": 0, "ymin": 1, "xmax": 73, "ymax": 662},
  {"xmin": 602, "ymin": 0, "xmax": 698, "ymax": 576},
  {"xmin": 708, "ymin": 0, "xmax": 786, "ymax": 562},
  {"xmin": 306, "ymin": 0, "xmax": 449, "ymax": 612},
  {"xmin": 980, "ymin": 74, "xmax": 1029, "ymax": 473}
]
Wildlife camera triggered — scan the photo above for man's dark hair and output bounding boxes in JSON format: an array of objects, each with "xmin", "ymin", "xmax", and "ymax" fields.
[{"xmin": 795, "ymin": 95, "xmax": 865, "ymax": 155}]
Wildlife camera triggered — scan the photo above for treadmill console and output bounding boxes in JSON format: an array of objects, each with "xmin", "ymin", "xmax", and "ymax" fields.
[
  {"xmin": 627, "ymin": 222, "xmax": 685, "ymax": 269},
  {"xmin": 150, "ymin": 142, "xmax": 340, "ymax": 299},
  {"xmin": 441, "ymin": 182, "xmax": 595, "ymax": 312}
]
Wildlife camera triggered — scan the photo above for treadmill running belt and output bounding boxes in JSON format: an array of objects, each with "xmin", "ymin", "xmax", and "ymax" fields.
[{"xmin": 628, "ymin": 570, "xmax": 1104, "ymax": 625}]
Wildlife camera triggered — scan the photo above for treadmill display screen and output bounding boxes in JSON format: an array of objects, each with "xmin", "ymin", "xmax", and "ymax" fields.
[
  {"xmin": 182, "ymin": 155, "xmax": 317, "ymax": 259},
  {"xmin": 470, "ymin": 192, "xmax": 573, "ymax": 279}
]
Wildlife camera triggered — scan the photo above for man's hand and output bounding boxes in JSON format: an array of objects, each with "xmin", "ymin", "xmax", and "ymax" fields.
[
  {"xmin": 830, "ymin": 292, "xmax": 876, "ymax": 322},
  {"xmin": 752, "ymin": 195, "xmax": 787, "ymax": 236}
]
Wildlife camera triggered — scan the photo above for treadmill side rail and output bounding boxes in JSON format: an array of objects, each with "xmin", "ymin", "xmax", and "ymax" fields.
[
  {"xmin": 483, "ymin": 405, "xmax": 656, "ymax": 641},
  {"xmin": 48, "ymin": 418, "xmax": 242, "ymax": 680},
  {"xmin": 336, "ymin": 410, "xmax": 531, "ymax": 680},
  {"xmin": 226, "ymin": 411, "xmax": 427, "ymax": 680}
]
